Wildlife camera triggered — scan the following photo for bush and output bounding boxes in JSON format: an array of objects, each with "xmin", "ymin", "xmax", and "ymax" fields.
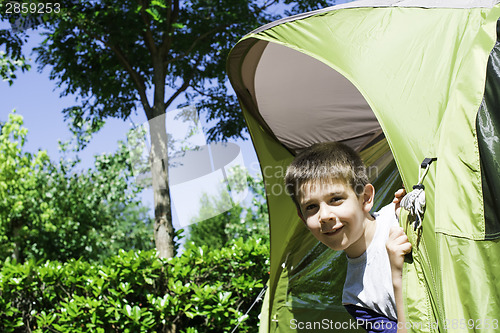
[
  {"xmin": 0, "ymin": 237, "xmax": 269, "ymax": 333},
  {"xmin": 0, "ymin": 112, "xmax": 155, "ymax": 264}
]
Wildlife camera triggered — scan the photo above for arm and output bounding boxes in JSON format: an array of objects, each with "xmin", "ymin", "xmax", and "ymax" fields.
[{"xmin": 386, "ymin": 226, "xmax": 412, "ymax": 333}]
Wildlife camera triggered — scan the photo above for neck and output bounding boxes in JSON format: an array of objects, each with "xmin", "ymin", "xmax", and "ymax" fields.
[{"xmin": 344, "ymin": 215, "xmax": 376, "ymax": 258}]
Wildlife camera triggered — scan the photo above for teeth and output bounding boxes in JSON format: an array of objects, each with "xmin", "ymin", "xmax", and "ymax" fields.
[
  {"xmin": 333, "ymin": 225, "xmax": 343, "ymax": 231},
  {"xmin": 324, "ymin": 225, "xmax": 341, "ymax": 234}
]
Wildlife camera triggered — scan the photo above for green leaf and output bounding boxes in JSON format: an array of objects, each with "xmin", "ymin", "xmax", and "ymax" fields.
[
  {"xmin": 171, "ymin": 23, "xmax": 185, "ymax": 29},
  {"xmin": 151, "ymin": 0, "xmax": 167, "ymax": 8},
  {"xmin": 145, "ymin": 8, "xmax": 161, "ymax": 22}
]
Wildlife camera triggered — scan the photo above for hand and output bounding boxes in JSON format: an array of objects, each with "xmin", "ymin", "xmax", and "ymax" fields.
[
  {"xmin": 386, "ymin": 226, "xmax": 412, "ymax": 275},
  {"xmin": 386, "ymin": 226, "xmax": 411, "ymax": 333},
  {"xmin": 393, "ymin": 188, "xmax": 406, "ymax": 219}
]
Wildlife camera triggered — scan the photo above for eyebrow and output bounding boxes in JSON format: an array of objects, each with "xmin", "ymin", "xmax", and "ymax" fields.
[{"xmin": 300, "ymin": 191, "xmax": 345, "ymax": 206}]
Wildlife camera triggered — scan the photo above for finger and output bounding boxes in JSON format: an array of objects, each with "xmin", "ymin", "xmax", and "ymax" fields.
[
  {"xmin": 393, "ymin": 188, "xmax": 405, "ymax": 205},
  {"xmin": 387, "ymin": 239, "xmax": 412, "ymax": 256},
  {"xmin": 387, "ymin": 235, "xmax": 410, "ymax": 247},
  {"xmin": 388, "ymin": 226, "xmax": 405, "ymax": 239},
  {"xmin": 394, "ymin": 188, "xmax": 405, "ymax": 197},
  {"xmin": 393, "ymin": 240, "xmax": 412, "ymax": 253},
  {"xmin": 400, "ymin": 243, "xmax": 412, "ymax": 254},
  {"xmin": 394, "ymin": 233, "xmax": 409, "ymax": 243}
]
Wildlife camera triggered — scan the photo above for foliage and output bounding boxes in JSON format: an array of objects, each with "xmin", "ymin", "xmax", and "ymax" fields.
[
  {"xmin": 0, "ymin": 111, "xmax": 154, "ymax": 263},
  {"xmin": 2, "ymin": 0, "xmax": 343, "ymax": 135},
  {"xmin": 0, "ymin": 51, "xmax": 30, "ymax": 86},
  {"xmin": 189, "ymin": 198, "xmax": 243, "ymax": 250},
  {"xmin": 0, "ymin": 236, "xmax": 269, "ymax": 333},
  {"xmin": 189, "ymin": 166, "xmax": 269, "ymax": 249},
  {"xmin": 1, "ymin": 0, "xmax": 341, "ymax": 257},
  {"xmin": 283, "ymin": 0, "xmax": 341, "ymax": 15},
  {"xmin": 26, "ymin": 0, "xmax": 281, "ymax": 137},
  {"xmin": 228, "ymin": 169, "xmax": 269, "ymax": 243},
  {"xmin": 0, "ymin": 13, "xmax": 31, "ymax": 85}
]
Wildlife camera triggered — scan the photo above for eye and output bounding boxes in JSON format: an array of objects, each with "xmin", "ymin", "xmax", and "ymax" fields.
[
  {"xmin": 305, "ymin": 204, "xmax": 317, "ymax": 211},
  {"xmin": 330, "ymin": 197, "xmax": 343, "ymax": 204}
]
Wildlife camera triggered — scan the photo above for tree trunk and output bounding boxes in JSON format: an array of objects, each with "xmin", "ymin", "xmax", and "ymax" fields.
[
  {"xmin": 149, "ymin": 113, "xmax": 175, "ymax": 258},
  {"xmin": 11, "ymin": 218, "xmax": 24, "ymax": 263}
]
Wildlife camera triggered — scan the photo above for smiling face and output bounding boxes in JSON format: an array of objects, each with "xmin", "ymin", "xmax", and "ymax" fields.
[{"xmin": 297, "ymin": 179, "xmax": 376, "ymax": 258}]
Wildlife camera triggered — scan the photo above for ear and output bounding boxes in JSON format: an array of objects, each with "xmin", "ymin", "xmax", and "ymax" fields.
[{"xmin": 362, "ymin": 184, "xmax": 375, "ymax": 213}]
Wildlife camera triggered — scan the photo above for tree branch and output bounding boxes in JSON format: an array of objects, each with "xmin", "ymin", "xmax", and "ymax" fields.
[
  {"xmin": 160, "ymin": 0, "xmax": 179, "ymax": 58},
  {"xmin": 108, "ymin": 43, "xmax": 153, "ymax": 117},
  {"xmin": 191, "ymin": 84, "xmax": 226, "ymax": 105},
  {"xmin": 164, "ymin": 79, "xmax": 191, "ymax": 110},
  {"xmin": 165, "ymin": 52, "xmax": 202, "ymax": 110},
  {"xmin": 164, "ymin": 56, "xmax": 201, "ymax": 110},
  {"xmin": 163, "ymin": 24, "xmax": 228, "ymax": 67},
  {"xmin": 137, "ymin": 0, "xmax": 159, "ymax": 58},
  {"xmin": 62, "ymin": 11, "xmax": 153, "ymax": 117}
]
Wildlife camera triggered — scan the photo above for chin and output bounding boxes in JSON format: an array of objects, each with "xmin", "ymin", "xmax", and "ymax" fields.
[{"xmin": 325, "ymin": 243, "xmax": 345, "ymax": 252}]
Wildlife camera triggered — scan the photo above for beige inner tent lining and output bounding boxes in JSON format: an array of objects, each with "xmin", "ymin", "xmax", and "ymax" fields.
[{"xmin": 253, "ymin": 42, "xmax": 381, "ymax": 153}]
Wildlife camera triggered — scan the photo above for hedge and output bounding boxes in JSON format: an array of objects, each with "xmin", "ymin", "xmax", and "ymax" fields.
[{"xmin": 0, "ymin": 237, "xmax": 269, "ymax": 332}]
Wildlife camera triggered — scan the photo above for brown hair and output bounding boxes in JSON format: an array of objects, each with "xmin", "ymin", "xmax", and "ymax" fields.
[{"xmin": 285, "ymin": 142, "xmax": 369, "ymax": 210}]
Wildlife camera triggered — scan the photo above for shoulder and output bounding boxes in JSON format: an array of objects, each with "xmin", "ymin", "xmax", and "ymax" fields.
[{"xmin": 373, "ymin": 202, "xmax": 398, "ymax": 227}]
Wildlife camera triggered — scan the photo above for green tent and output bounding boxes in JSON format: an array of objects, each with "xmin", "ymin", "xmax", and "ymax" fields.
[{"xmin": 227, "ymin": 1, "xmax": 500, "ymax": 332}]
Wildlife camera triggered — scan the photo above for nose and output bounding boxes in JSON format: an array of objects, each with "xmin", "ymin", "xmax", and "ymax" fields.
[{"xmin": 318, "ymin": 203, "xmax": 336, "ymax": 223}]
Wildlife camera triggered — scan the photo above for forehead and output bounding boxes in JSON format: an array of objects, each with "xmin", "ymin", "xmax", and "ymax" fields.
[{"xmin": 298, "ymin": 179, "xmax": 352, "ymax": 203}]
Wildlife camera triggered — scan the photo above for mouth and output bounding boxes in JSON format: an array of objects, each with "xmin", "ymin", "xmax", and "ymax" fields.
[{"xmin": 322, "ymin": 225, "xmax": 344, "ymax": 236}]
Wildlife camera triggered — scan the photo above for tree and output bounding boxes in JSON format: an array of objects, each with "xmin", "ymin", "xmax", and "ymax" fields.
[
  {"xmin": 0, "ymin": 17, "xmax": 31, "ymax": 85},
  {"xmin": 1, "ymin": 0, "xmax": 339, "ymax": 258},
  {"xmin": 0, "ymin": 111, "xmax": 154, "ymax": 263},
  {"xmin": 189, "ymin": 166, "xmax": 269, "ymax": 249},
  {"xmin": 189, "ymin": 195, "xmax": 243, "ymax": 249},
  {"xmin": 0, "ymin": 51, "xmax": 30, "ymax": 85}
]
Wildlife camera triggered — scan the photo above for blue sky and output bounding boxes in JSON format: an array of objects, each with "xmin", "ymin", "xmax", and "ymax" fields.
[{"xmin": 0, "ymin": 24, "xmax": 261, "ymax": 229}]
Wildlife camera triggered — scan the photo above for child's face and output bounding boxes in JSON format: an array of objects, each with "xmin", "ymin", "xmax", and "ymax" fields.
[{"xmin": 297, "ymin": 179, "xmax": 374, "ymax": 258}]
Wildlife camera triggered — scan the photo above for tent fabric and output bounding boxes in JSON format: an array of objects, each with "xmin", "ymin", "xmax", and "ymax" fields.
[
  {"xmin": 477, "ymin": 19, "xmax": 500, "ymax": 238},
  {"xmin": 249, "ymin": 0, "xmax": 500, "ymax": 36},
  {"xmin": 227, "ymin": 1, "xmax": 500, "ymax": 332}
]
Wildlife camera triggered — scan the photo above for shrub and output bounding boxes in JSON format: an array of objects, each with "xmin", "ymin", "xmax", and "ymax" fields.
[{"xmin": 0, "ymin": 237, "xmax": 269, "ymax": 333}]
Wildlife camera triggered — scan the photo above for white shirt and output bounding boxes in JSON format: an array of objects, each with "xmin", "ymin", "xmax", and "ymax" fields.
[{"xmin": 342, "ymin": 203, "xmax": 399, "ymax": 320}]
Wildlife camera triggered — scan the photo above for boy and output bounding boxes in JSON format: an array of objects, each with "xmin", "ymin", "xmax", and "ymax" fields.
[{"xmin": 284, "ymin": 142, "xmax": 410, "ymax": 333}]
